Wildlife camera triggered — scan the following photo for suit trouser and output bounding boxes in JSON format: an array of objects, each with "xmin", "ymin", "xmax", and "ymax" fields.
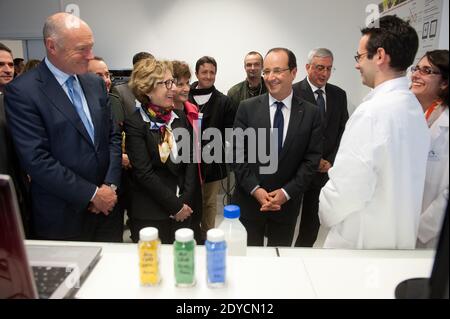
[
  {"xmin": 35, "ymin": 205, "xmax": 124, "ymax": 243},
  {"xmin": 240, "ymin": 216, "xmax": 297, "ymax": 247},
  {"xmin": 295, "ymin": 188, "xmax": 321, "ymax": 247},
  {"xmin": 201, "ymin": 179, "xmax": 223, "ymax": 233}
]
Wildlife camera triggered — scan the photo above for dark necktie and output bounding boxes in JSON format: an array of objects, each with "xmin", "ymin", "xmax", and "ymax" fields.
[
  {"xmin": 66, "ymin": 76, "xmax": 95, "ymax": 143},
  {"xmin": 315, "ymin": 89, "xmax": 326, "ymax": 121},
  {"xmin": 273, "ymin": 101, "xmax": 284, "ymax": 154}
]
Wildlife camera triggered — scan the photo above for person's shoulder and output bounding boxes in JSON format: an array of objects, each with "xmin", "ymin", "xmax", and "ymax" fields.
[
  {"xmin": 227, "ymin": 80, "xmax": 245, "ymax": 95},
  {"xmin": 7, "ymin": 65, "xmax": 40, "ymax": 90},
  {"xmin": 326, "ymin": 82, "xmax": 346, "ymax": 96},
  {"xmin": 292, "ymin": 78, "xmax": 307, "ymax": 89},
  {"xmin": 238, "ymin": 93, "xmax": 266, "ymax": 111}
]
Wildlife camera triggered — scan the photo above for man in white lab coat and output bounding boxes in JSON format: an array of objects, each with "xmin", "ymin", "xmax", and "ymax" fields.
[{"xmin": 318, "ymin": 15, "xmax": 431, "ymax": 249}]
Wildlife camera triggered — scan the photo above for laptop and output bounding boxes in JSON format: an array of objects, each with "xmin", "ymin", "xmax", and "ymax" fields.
[{"xmin": 0, "ymin": 174, "xmax": 102, "ymax": 299}]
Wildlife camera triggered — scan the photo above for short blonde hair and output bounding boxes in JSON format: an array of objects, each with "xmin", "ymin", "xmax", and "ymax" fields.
[{"xmin": 129, "ymin": 59, "xmax": 173, "ymax": 105}]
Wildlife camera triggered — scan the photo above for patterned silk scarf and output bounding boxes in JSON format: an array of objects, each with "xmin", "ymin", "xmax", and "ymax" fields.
[{"xmin": 143, "ymin": 103, "xmax": 174, "ymax": 163}]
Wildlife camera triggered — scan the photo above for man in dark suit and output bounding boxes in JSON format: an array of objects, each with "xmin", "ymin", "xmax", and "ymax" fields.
[
  {"xmin": 5, "ymin": 13, "xmax": 122, "ymax": 241},
  {"xmin": 0, "ymin": 42, "xmax": 15, "ymax": 174},
  {"xmin": 232, "ymin": 48, "xmax": 322, "ymax": 246},
  {"xmin": 292, "ymin": 48, "xmax": 349, "ymax": 247},
  {"xmin": 1, "ymin": 43, "xmax": 32, "ymax": 237}
]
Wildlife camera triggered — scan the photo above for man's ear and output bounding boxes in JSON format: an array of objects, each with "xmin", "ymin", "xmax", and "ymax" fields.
[
  {"xmin": 376, "ymin": 47, "xmax": 390, "ymax": 67},
  {"xmin": 45, "ymin": 38, "xmax": 57, "ymax": 55}
]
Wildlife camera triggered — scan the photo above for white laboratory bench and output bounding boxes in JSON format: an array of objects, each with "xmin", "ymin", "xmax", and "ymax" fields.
[{"xmin": 25, "ymin": 240, "xmax": 435, "ymax": 299}]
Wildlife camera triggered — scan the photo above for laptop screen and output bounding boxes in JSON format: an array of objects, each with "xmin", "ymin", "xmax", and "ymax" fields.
[{"xmin": 0, "ymin": 174, "xmax": 37, "ymax": 299}]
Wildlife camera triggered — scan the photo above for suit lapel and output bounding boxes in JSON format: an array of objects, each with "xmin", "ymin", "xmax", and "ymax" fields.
[
  {"xmin": 300, "ymin": 78, "xmax": 316, "ymax": 105},
  {"xmin": 258, "ymin": 94, "xmax": 271, "ymax": 156},
  {"xmin": 37, "ymin": 63, "xmax": 94, "ymax": 147},
  {"xmin": 324, "ymin": 84, "xmax": 336, "ymax": 129},
  {"xmin": 257, "ymin": 94, "xmax": 271, "ymax": 129},
  {"xmin": 279, "ymin": 95, "xmax": 305, "ymax": 162},
  {"xmin": 79, "ymin": 75, "xmax": 101, "ymax": 147}
]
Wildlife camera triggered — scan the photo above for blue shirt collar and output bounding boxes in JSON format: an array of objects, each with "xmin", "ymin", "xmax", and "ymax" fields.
[{"xmin": 45, "ymin": 57, "xmax": 75, "ymax": 86}]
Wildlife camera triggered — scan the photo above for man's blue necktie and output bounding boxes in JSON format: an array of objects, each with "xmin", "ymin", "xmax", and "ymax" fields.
[
  {"xmin": 315, "ymin": 89, "xmax": 326, "ymax": 121},
  {"xmin": 274, "ymin": 101, "xmax": 284, "ymax": 154},
  {"xmin": 66, "ymin": 76, "xmax": 95, "ymax": 143}
]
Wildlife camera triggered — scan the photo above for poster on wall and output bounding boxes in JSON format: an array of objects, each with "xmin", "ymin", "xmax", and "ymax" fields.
[{"xmin": 378, "ymin": 0, "xmax": 443, "ymax": 63}]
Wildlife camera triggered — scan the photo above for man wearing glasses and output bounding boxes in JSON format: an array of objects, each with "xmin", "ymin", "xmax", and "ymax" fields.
[
  {"xmin": 292, "ymin": 48, "xmax": 349, "ymax": 247},
  {"xmin": 318, "ymin": 15, "xmax": 430, "ymax": 249},
  {"xmin": 233, "ymin": 48, "xmax": 322, "ymax": 246}
]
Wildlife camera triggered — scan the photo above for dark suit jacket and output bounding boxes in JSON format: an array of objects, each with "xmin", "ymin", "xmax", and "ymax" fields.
[
  {"xmin": 4, "ymin": 61, "xmax": 122, "ymax": 239},
  {"xmin": 232, "ymin": 93, "xmax": 322, "ymax": 223},
  {"xmin": 124, "ymin": 108, "xmax": 197, "ymax": 221},
  {"xmin": 0, "ymin": 93, "xmax": 10, "ymax": 175},
  {"xmin": 292, "ymin": 78, "xmax": 348, "ymax": 188},
  {"xmin": 1, "ymin": 92, "xmax": 31, "ymax": 236},
  {"xmin": 111, "ymin": 83, "xmax": 137, "ymax": 121}
]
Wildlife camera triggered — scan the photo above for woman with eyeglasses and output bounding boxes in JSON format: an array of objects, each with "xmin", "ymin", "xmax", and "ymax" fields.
[
  {"xmin": 124, "ymin": 59, "xmax": 197, "ymax": 243},
  {"xmin": 411, "ymin": 49, "xmax": 449, "ymax": 248}
]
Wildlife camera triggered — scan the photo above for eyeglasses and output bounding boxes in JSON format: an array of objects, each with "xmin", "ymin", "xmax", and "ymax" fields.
[
  {"xmin": 354, "ymin": 51, "xmax": 368, "ymax": 63},
  {"xmin": 411, "ymin": 65, "xmax": 441, "ymax": 76},
  {"xmin": 312, "ymin": 64, "xmax": 335, "ymax": 72},
  {"xmin": 156, "ymin": 79, "xmax": 176, "ymax": 89},
  {"xmin": 262, "ymin": 68, "xmax": 290, "ymax": 77}
]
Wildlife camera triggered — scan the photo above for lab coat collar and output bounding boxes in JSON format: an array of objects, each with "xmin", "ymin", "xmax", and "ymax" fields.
[{"xmin": 363, "ymin": 77, "xmax": 409, "ymax": 103}]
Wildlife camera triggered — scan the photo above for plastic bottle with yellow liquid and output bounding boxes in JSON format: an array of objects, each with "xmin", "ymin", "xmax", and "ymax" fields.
[{"xmin": 138, "ymin": 227, "xmax": 161, "ymax": 286}]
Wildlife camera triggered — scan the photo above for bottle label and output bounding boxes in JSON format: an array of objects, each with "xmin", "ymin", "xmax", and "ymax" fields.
[
  {"xmin": 139, "ymin": 241, "xmax": 160, "ymax": 285},
  {"xmin": 174, "ymin": 243, "xmax": 195, "ymax": 284},
  {"xmin": 207, "ymin": 249, "xmax": 226, "ymax": 283}
]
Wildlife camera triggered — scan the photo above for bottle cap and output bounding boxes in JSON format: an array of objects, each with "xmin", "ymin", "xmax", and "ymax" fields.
[
  {"xmin": 175, "ymin": 228, "xmax": 194, "ymax": 242},
  {"xmin": 207, "ymin": 229, "xmax": 225, "ymax": 242},
  {"xmin": 224, "ymin": 205, "xmax": 240, "ymax": 219},
  {"xmin": 139, "ymin": 227, "xmax": 158, "ymax": 241}
]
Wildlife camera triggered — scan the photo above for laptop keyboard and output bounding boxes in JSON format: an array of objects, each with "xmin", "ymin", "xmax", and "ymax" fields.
[{"xmin": 32, "ymin": 266, "xmax": 73, "ymax": 299}]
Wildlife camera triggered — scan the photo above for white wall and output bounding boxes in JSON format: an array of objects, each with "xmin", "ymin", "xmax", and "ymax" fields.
[
  {"xmin": 1, "ymin": 0, "xmax": 448, "ymax": 112},
  {"xmin": 439, "ymin": 0, "xmax": 449, "ymax": 49},
  {"xmin": 0, "ymin": 40, "xmax": 24, "ymax": 59}
]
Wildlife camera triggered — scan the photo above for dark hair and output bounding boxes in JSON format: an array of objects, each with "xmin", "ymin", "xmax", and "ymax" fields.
[
  {"xmin": 426, "ymin": 50, "xmax": 449, "ymax": 106},
  {"xmin": 246, "ymin": 51, "xmax": 263, "ymax": 64},
  {"xmin": 92, "ymin": 56, "xmax": 104, "ymax": 62},
  {"xmin": 13, "ymin": 58, "xmax": 24, "ymax": 66},
  {"xmin": 23, "ymin": 59, "xmax": 41, "ymax": 73},
  {"xmin": 195, "ymin": 56, "xmax": 217, "ymax": 73},
  {"xmin": 0, "ymin": 42, "xmax": 12, "ymax": 54},
  {"xmin": 265, "ymin": 48, "xmax": 297, "ymax": 70},
  {"xmin": 132, "ymin": 52, "xmax": 154, "ymax": 66},
  {"xmin": 172, "ymin": 60, "xmax": 191, "ymax": 80},
  {"xmin": 361, "ymin": 15, "xmax": 418, "ymax": 72}
]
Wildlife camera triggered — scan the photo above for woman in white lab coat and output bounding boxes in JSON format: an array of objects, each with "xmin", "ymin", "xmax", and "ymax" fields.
[{"xmin": 411, "ymin": 50, "xmax": 449, "ymax": 248}]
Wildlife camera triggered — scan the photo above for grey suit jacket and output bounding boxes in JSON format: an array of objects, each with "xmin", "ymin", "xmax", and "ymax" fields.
[
  {"xmin": 111, "ymin": 83, "xmax": 137, "ymax": 121},
  {"xmin": 232, "ymin": 93, "xmax": 322, "ymax": 222}
]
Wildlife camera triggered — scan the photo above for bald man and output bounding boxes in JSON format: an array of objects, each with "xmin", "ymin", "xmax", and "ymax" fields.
[{"xmin": 5, "ymin": 13, "xmax": 122, "ymax": 241}]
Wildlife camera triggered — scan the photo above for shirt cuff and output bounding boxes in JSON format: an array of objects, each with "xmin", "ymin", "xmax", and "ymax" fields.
[
  {"xmin": 281, "ymin": 188, "xmax": 290, "ymax": 201},
  {"xmin": 250, "ymin": 185, "xmax": 260, "ymax": 196},
  {"xmin": 90, "ymin": 187, "xmax": 98, "ymax": 202}
]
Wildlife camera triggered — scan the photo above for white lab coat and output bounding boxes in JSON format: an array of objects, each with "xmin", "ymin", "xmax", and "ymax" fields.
[
  {"xmin": 319, "ymin": 77, "xmax": 430, "ymax": 249},
  {"xmin": 417, "ymin": 107, "xmax": 449, "ymax": 248}
]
